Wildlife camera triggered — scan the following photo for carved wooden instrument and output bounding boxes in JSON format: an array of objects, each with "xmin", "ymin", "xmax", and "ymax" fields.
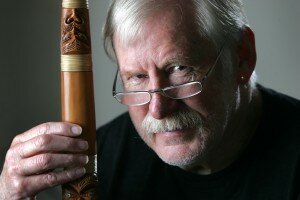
[{"xmin": 60, "ymin": 0, "xmax": 97, "ymax": 199}]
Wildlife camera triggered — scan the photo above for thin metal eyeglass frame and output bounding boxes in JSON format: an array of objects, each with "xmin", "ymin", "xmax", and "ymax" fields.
[{"xmin": 112, "ymin": 44, "xmax": 225, "ymax": 106}]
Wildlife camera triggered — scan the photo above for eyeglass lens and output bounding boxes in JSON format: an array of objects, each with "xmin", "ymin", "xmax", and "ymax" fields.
[{"xmin": 115, "ymin": 82, "xmax": 203, "ymax": 105}]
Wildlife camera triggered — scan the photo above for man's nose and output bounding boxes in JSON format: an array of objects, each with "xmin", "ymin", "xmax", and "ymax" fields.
[{"xmin": 148, "ymin": 92, "xmax": 179, "ymax": 119}]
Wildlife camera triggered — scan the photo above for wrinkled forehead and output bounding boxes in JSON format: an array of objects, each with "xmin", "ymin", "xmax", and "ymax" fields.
[{"xmin": 112, "ymin": 0, "xmax": 200, "ymax": 48}]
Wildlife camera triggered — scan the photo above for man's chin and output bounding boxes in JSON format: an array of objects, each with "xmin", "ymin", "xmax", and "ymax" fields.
[
  {"xmin": 154, "ymin": 143, "xmax": 202, "ymax": 168},
  {"xmin": 148, "ymin": 129, "xmax": 203, "ymax": 166}
]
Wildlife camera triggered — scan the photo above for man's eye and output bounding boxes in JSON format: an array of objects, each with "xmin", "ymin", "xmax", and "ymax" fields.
[
  {"xmin": 123, "ymin": 73, "xmax": 147, "ymax": 82},
  {"xmin": 123, "ymin": 73, "xmax": 148, "ymax": 89},
  {"xmin": 167, "ymin": 65, "xmax": 193, "ymax": 75},
  {"xmin": 135, "ymin": 74, "xmax": 148, "ymax": 79},
  {"xmin": 174, "ymin": 65, "xmax": 188, "ymax": 71}
]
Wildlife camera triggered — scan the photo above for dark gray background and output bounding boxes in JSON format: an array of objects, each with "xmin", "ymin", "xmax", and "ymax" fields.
[{"xmin": 0, "ymin": 0, "xmax": 299, "ymax": 199}]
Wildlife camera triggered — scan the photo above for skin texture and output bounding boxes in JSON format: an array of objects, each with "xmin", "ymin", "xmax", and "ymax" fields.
[
  {"xmin": 0, "ymin": 123, "xmax": 88, "ymax": 199},
  {"xmin": 114, "ymin": 7, "xmax": 260, "ymax": 174}
]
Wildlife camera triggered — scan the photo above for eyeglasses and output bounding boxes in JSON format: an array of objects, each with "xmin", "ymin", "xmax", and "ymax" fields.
[{"xmin": 112, "ymin": 45, "xmax": 225, "ymax": 106}]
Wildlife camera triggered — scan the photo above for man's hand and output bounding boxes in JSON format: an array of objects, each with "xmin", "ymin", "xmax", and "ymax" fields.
[{"xmin": 0, "ymin": 122, "xmax": 89, "ymax": 200}]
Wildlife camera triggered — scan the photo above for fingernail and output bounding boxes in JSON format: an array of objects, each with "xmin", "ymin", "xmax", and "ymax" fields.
[
  {"xmin": 85, "ymin": 156, "xmax": 89, "ymax": 164},
  {"xmin": 80, "ymin": 155, "xmax": 89, "ymax": 164},
  {"xmin": 71, "ymin": 126, "xmax": 82, "ymax": 135},
  {"xmin": 76, "ymin": 167, "xmax": 86, "ymax": 176},
  {"xmin": 79, "ymin": 140, "xmax": 89, "ymax": 150}
]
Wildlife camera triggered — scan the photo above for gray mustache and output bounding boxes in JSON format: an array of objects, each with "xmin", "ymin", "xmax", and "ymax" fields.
[{"xmin": 141, "ymin": 109, "xmax": 203, "ymax": 135}]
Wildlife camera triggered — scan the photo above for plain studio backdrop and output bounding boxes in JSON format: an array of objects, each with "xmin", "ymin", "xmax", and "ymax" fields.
[{"xmin": 0, "ymin": 0, "xmax": 299, "ymax": 199}]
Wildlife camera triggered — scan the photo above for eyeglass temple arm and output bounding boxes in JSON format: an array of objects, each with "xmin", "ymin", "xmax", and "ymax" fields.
[
  {"xmin": 112, "ymin": 69, "xmax": 119, "ymax": 96},
  {"xmin": 201, "ymin": 44, "xmax": 226, "ymax": 84}
]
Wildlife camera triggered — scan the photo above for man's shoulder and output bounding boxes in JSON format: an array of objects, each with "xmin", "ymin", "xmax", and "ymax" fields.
[
  {"xmin": 257, "ymin": 85, "xmax": 300, "ymax": 112},
  {"xmin": 257, "ymin": 84, "xmax": 300, "ymax": 153},
  {"xmin": 241, "ymin": 85, "xmax": 300, "ymax": 199},
  {"xmin": 258, "ymin": 84, "xmax": 300, "ymax": 120}
]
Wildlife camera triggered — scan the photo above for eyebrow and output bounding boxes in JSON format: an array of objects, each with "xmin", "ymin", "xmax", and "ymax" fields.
[
  {"xmin": 119, "ymin": 70, "xmax": 145, "ymax": 79},
  {"xmin": 161, "ymin": 54, "xmax": 206, "ymax": 70},
  {"xmin": 117, "ymin": 56, "xmax": 187, "ymax": 76},
  {"xmin": 118, "ymin": 49, "xmax": 210, "ymax": 77}
]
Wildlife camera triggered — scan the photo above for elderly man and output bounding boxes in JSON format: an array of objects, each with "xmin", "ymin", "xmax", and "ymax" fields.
[{"xmin": 1, "ymin": 0, "xmax": 299, "ymax": 199}]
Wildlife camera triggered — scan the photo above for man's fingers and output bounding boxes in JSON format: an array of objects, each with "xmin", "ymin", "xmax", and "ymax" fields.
[
  {"xmin": 11, "ymin": 122, "xmax": 82, "ymax": 146},
  {"xmin": 1, "ymin": 122, "xmax": 86, "ymax": 199},
  {"xmin": 17, "ymin": 167, "xmax": 86, "ymax": 198},
  {"xmin": 16, "ymin": 135, "xmax": 88, "ymax": 158},
  {"xmin": 18, "ymin": 153, "xmax": 89, "ymax": 176}
]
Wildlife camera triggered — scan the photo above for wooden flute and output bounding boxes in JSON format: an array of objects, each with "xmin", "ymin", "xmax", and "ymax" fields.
[{"xmin": 60, "ymin": 0, "xmax": 97, "ymax": 199}]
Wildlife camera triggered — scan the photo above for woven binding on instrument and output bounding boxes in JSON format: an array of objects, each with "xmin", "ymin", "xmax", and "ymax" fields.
[
  {"xmin": 61, "ymin": 54, "xmax": 92, "ymax": 71},
  {"xmin": 86, "ymin": 155, "xmax": 97, "ymax": 174},
  {"xmin": 62, "ymin": 0, "xmax": 88, "ymax": 8}
]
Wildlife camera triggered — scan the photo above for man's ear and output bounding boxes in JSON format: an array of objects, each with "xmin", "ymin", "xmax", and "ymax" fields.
[{"xmin": 236, "ymin": 26, "xmax": 257, "ymax": 84}]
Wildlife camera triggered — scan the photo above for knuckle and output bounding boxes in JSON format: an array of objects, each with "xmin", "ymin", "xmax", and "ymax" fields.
[
  {"xmin": 64, "ymin": 154, "xmax": 75, "ymax": 165},
  {"xmin": 65, "ymin": 170, "xmax": 73, "ymax": 180},
  {"xmin": 7, "ymin": 164, "xmax": 19, "ymax": 177},
  {"xmin": 12, "ymin": 135, "xmax": 21, "ymax": 145},
  {"xmin": 57, "ymin": 123, "xmax": 70, "ymax": 135},
  {"xmin": 9, "ymin": 178, "xmax": 31, "ymax": 199},
  {"xmin": 5, "ymin": 149, "xmax": 21, "ymax": 166},
  {"xmin": 36, "ymin": 154, "xmax": 52, "ymax": 171},
  {"xmin": 45, "ymin": 173, "xmax": 58, "ymax": 187},
  {"xmin": 13, "ymin": 143, "xmax": 26, "ymax": 158},
  {"xmin": 6, "ymin": 166, "xmax": 14, "ymax": 177},
  {"xmin": 70, "ymin": 155, "xmax": 79, "ymax": 163},
  {"xmin": 44, "ymin": 122, "xmax": 69, "ymax": 135},
  {"xmin": 39, "ymin": 122, "xmax": 51, "ymax": 135},
  {"xmin": 64, "ymin": 138, "xmax": 74, "ymax": 148},
  {"xmin": 64, "ymin": 168, "xmax": 79, "ymax": 181},
  {"xmin": 6, "ymin": 148, "xmax": 15, "ymax": 161},
  {"xmin": 12, "ymin": 178, "xmax": 26, "ymax": 193},
  {"xmin": 34, "ymin": 135, "xmax": 52, "ymax": 149}
]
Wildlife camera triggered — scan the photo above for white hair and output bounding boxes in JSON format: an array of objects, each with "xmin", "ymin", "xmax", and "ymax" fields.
[
  {"xmin": 103, "ymin": 0, "xmax": 257, "ymax": 87},
  {"xmin": 103, "ymin": 0, "xmax": 249, "ymax": 59},
  {"xmin": 142, "ymin": 108, "xmax": 203, "ymax": 136}
]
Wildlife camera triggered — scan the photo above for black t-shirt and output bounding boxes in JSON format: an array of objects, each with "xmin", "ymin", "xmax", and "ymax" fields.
[{"xmin": 97, "ymin": 86, "xmax": 300, "ymax": 200}]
